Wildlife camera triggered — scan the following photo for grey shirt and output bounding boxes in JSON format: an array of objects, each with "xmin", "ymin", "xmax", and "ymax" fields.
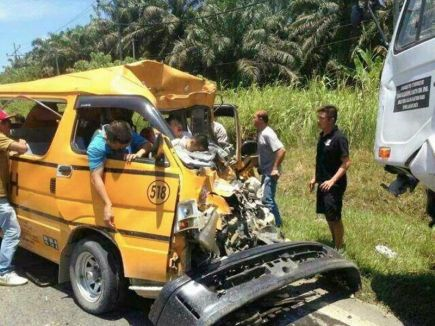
[
  {"xmin": 257, "ymin": 126, "xmax": 284, "ymax": 175},
  {"xmin": 213, "ymin": 121, "xmax": 228, "ymax": 144}
]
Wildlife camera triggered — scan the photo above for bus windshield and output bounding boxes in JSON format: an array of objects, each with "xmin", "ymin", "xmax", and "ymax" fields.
[{"xmin": 396, "ymin": 0, "xmax": 435, "ymax": 51}]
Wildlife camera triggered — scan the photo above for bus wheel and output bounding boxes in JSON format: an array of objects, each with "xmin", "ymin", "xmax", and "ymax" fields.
[{"xmin": 69, "ymin": 237, "xmax": 124, "ymax": 314}]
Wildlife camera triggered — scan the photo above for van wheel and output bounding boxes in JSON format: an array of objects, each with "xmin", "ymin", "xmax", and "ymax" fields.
[{"xmin": 69, "ymin": 238, "xmax": 125, "ymax": 315}]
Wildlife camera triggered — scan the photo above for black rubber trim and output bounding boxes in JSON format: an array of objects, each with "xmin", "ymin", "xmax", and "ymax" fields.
[
  {"xmin": 149, "ymin": 241, "xmax": 361, "ymax": 326},
  {"xmin": 12, "ymin": 203, "xmax": 171, "ymax": 242}
]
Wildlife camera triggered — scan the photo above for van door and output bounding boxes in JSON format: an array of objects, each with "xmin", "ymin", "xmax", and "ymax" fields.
[
  {"xmin": 53, "ymin": 96, "xmax": 180, "ymax": 282},
  {"xmin": 8, "ymin": 97, "xmax": 65, "ymax": 263}
]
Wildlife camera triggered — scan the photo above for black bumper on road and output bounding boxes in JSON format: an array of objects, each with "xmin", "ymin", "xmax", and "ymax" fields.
[{"xmin": 149, "ymin": 241, "xmax": 361, "ymax": 326}]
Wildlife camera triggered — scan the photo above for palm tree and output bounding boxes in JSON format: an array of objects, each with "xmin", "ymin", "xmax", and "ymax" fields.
[
  {"xmin": 288, "ymin": 0, "xmax": 393, "ymax": 79},
  {"xmin": 95, "ymin": 0, "xmax": 203, "ymax": 60},
  {"xmin": 168, "ymin": 1, "xmax": 301, "ymax": 85}
]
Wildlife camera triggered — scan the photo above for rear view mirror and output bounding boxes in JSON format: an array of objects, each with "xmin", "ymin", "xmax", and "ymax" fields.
[{"xmin": 241, "ymin": 140, "xmax": 257, "ymax": 156}]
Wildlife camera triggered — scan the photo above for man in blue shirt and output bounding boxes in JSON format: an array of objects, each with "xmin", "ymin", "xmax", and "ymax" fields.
[{"xmin": 87, "ymin": 120, "xmax": 151, "ymax": 228}]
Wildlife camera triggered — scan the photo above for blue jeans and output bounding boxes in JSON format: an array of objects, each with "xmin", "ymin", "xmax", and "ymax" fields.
[
  {"xmin": 0, "ymin": 198, "xmax": 21, "ymax": 275},
  {"xmin": 261, "ymin": 175, "xmax": 282, "ymax": 227}
]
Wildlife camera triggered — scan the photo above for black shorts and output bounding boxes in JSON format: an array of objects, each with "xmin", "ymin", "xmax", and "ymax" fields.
[{"xmin": 316, "ymin": 185, "xmax": 346, "ymax": 222}]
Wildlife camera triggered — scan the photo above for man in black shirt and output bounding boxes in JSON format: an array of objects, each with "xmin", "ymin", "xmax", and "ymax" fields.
[{"xmin": 309, "ymin": 105, "xmax": 350, "ymax": 250}]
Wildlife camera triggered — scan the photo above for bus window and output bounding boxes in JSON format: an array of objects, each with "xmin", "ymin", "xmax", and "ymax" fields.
[
  {"xmin": 396, "ymin": 0, "xmax": 435, "ymax": 51},
  {"xmin": 420, "ymin": 0, "xmax": 435, "ymax": 39}
]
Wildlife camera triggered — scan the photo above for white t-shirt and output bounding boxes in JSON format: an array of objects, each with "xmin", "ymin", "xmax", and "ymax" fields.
[
  {"xmin": 213, "ymin": 121, "xmax": 228, "ymax": 144},
  {"xmin": 257, "ymin": 126, "xmax": 284, "ymax": 175}
]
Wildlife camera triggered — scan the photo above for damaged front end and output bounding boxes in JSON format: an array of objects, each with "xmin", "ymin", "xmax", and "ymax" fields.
[
  {"xmin": 160, "ymin": 175, "xmax": 360, "ymax": 325},
  {"xmin": 172, "ymin": 176, "xmax": 283, "ymax": 272},
  {"xmin": 150, "ymin": 242, "xmax": 361, "ymax": 326}
]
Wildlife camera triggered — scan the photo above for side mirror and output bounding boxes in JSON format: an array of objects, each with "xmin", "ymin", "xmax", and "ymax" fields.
[
  {"xmin": 241, "ymin": 140, "xmax": 257, "ymax": 157},
  {"xmin": 151, "ymin": 133, "xmax": 165, "ymax": 166},
  {"xmin": 351, "ymin": 4, "xmax": 364, "ymax": 28}
]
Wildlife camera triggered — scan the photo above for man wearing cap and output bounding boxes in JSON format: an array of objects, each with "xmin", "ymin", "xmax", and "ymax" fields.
[
  {"xmin": 253, "ymin": 110, "xmax": 286, "ymax": 227},
  {"xmin": 0, "ymin": 109, "xmax": 29, "ymax": 286},
  {"xmin": 87, "ymin": 120, "xmax": 151, "ymax": 229}
]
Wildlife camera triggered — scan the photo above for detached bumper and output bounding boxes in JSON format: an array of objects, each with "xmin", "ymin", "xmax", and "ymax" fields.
[{"xmin": 149, "ymin": 241, "xmax": 361, "ymax": 326}]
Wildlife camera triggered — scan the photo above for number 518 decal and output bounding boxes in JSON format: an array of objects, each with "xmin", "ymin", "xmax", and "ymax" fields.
[{"xmin": 147, "ymin": 180, "xmax": 170, "ymax": 205}]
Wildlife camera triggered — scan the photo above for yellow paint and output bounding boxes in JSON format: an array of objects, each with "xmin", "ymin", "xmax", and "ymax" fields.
[{"xmin": 0, "ymin": 60, "xmax": 234, "ymax": 284}]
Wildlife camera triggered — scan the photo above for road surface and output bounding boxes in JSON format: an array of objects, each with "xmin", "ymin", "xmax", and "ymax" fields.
[{"xmin": 0, "ymin": 248, "xmax": 402, "ymax": 326}]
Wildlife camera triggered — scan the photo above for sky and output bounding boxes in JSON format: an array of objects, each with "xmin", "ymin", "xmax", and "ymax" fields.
[{"xmin": 0, "ymin": 0, "xmax": 95, "ymax": 71}]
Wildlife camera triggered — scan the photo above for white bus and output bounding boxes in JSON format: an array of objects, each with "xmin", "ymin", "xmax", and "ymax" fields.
[{"xmin": 374, "ymin": 0, "xmax": 435, "ymax": 226}]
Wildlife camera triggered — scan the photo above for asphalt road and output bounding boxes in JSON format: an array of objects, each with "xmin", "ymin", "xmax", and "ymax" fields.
[{"xmin": 0, "ymin": 248, "xmax": 403, "ymax": 326}]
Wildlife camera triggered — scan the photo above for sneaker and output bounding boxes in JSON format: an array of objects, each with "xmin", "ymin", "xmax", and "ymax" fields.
[
  {"xmin": 0, "ymin": 271, "xmax": 28, "ymax": 286},
  {"xmin": 336, "ymin": 248, "xmax": 346, "ymax": 256}
]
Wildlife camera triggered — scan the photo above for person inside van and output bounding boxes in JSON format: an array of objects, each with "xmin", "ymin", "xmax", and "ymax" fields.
[
  {"xmin": 140, "ymin": 126, "xmax": 156, "ymax": 144},
  {"xmin": 87, "ymin": 120, "xmax": 152, "ymax": 228},
  {"xmin": 173, "ymin": 134, "xmax": 209, "ymax": 152},
  {"xmin": 167, "ymin": 116, "xmax": 192, "ymax": 139}
]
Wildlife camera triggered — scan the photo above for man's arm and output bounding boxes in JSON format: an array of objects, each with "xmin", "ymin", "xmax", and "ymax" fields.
[
  {"xmin": 9, "ymin": 139, "xmax": 28, "ymax": 154},
  {"xmin": 90, "ymin": 166, "xmax": 115, "ymax": 228},
  {"xmin": 319, "ymin": 156, "xmax": 351, "ymax": 191},
  {"xmin": 270, "ymin": 148, "xmax": 286, "ymax": 178},
  {"xmin": 125, "ymin": 142, "xmax": 153, "ymax": 162},
  {"xmin": 125, "ymin": 133, "xmax": 153, "ymax": 162},
  {"xmin": 309, "ymin": 176, "xmax": 316, "ymax": 192}
]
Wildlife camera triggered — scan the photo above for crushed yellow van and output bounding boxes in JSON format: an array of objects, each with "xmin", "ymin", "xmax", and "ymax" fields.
[{"xmin": 0, "ymin": 61, "xmax": 360, "ymax": 324}]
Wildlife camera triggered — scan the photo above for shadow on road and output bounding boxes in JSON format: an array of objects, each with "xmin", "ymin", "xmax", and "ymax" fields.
[
  {"xmin": 361, "ymin": 267, "xmax": 435, "ymax": 326},
  {"xmin": 13, "ymin": 247, "xmax": 152, "ymax": 325}
]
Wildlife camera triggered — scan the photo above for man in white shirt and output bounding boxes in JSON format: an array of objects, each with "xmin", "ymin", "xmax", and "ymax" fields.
[
  {"xmin": 253, "ymin": 110, "xmax": 286, "ymax": 227},
  {"xmin": 212, "ymin": 121, "xmax": 228, "ymax": 145}
]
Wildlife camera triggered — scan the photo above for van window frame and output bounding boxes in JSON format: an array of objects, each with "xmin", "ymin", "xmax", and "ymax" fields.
[
  {"xmin": 394, "ymin": 0, "xmax": 435, "ymax": 53},
  {"xmin": 0, "ymin": 95, "xmax": 66, "ymax": 158},
  {"xmin": 71, "ymin": 95, "xmax": 172, "ymax": 166}
]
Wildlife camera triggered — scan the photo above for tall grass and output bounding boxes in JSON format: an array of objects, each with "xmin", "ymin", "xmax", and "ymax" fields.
[
  {"xmin": 219, "ymin": 68, "xmax": 434, "ymax": 325},
  {"xmin": 222, "ymin": 79, "xmax": 378, "ymax": 149},
  {"xmin": 222, "ymin": 48, "xmax": 383, "ymax": 150},
  {"xmin": 277, "ymin": 148, "xmax": 434, "ymax": 325}
]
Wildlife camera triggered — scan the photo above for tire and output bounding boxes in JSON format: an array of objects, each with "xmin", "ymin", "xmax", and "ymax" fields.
[{"xmin": 69, "ymin": 237, "xmax": 126, "ymax": 314}]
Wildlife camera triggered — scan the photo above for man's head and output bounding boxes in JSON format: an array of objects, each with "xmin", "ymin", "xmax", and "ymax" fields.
[
  {"xmin": 0, "ymin": 109, "xmax": 14, "ymax": 135},
  {"xmin": 253, "ymin": 110, "xmax": 269, "ymax": 130},
  {"xmin": 105, "ymin": 120, "xmax": 132, "ymax": 150},
  {"xmin": 317, "ymin": 105, "xmax": 338, "ymax": 131},
  {"xmin": 167, "ymin": 116, "xmax": 183, "ymax": 138},
  {"xmin": 188, "ymin": 134, "xmax": 209, "ymax": 152},
  {"xmin": 140, "ymin": 126, "xmax": 155, "ymax": 143}
]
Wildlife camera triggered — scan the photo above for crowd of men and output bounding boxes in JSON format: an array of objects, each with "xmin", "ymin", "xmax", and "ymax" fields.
[{"xmin": 0, "ymin": 104, "xmax": 350, "ymax": 286}]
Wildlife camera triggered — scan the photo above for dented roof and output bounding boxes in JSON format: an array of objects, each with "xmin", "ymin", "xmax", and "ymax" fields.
[{"xmin": 0, "ymin": 60, "xmax": 216, "ymax": 110}]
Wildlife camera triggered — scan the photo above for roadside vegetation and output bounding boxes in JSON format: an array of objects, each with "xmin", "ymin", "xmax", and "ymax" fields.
[
  {"xmin": 0, "ymin": 0, "xmax": 433, "ymax": 324},
  {"xmin": 222, "ymin": 78, "xmax": 435, "ymax": 326}
]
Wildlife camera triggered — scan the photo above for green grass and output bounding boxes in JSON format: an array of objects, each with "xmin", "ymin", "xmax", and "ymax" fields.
[
  {"xmin": 222, "ymin": 80, "xmax": 378, "ymax": 149},
  {"xmin": 4, "ymin": 73, "xmax": 432, "ymax": 323},
  {"xmin": 221, "ymin": 82, "xmax": 434, "ymax": 325},
  {"xmin": 276, "ymin": 148, "xmax": 434, "ymax": 325}
]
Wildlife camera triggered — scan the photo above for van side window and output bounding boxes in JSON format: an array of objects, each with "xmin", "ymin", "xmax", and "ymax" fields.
[
  {"xmin": 73, "ymin": 108, "xmax": 101, "ymax": 152},
  {"xmin": 4, "ymin": 99, "xmax": 64, "ymax": 156},
  {"xmin": 396, "ymin": 0, "xmax": 435, "ymax": 51},
  {"xmin": 73, "ymin": 107, "xmax": 155, "ymax": 163}
]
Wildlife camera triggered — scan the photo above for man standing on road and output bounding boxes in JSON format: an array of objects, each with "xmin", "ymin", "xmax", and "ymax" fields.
[
  {"xmin": 87, "ymin": 120, "xmax": 151, "ymax": 229},
  {"xmin": 254, "ymin": 110, "xmax": 286, "ymax": 227},
  {"xmin": 310, "ymin": 105, "xmax": 350, "ymax": 250},
  {"xmin": 0, "ymin": 109, "xmax": 29, "ymax": 286}
]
